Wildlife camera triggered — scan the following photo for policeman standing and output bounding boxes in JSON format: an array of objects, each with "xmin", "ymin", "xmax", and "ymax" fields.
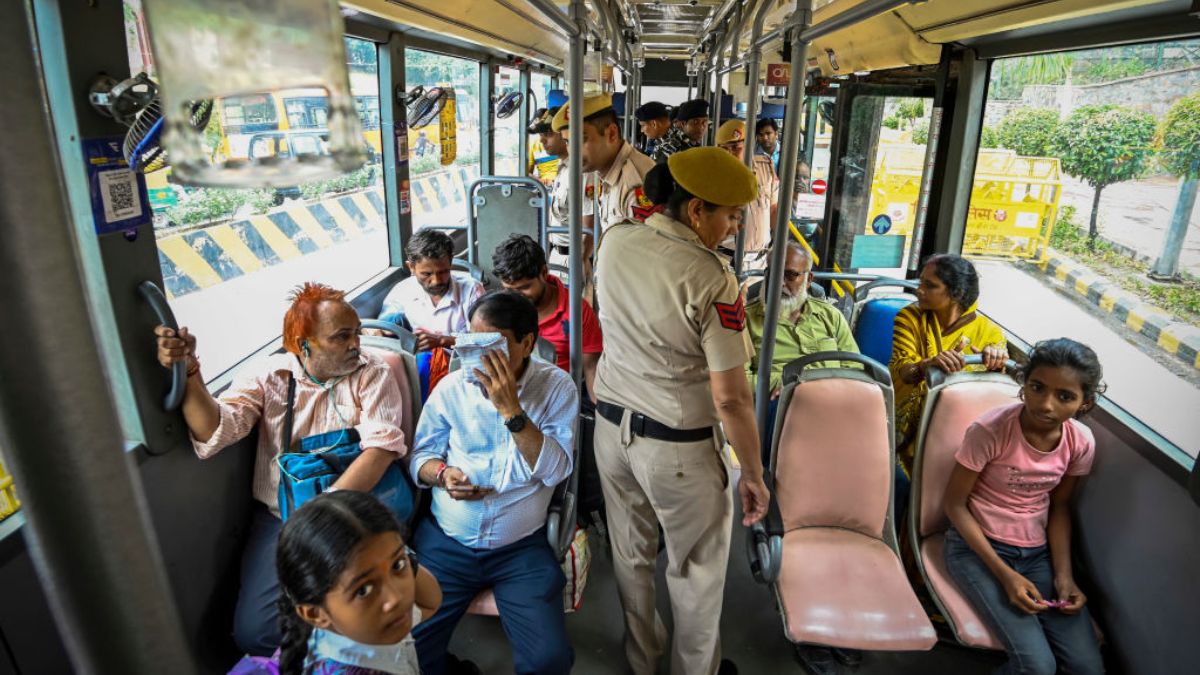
[
  {"xmin": 634, "ymin": 101, "xmax": 671, "ymax": 156},
  {"xmin": 592, "ymin": 147, "xmax": 770, "ymax": 675},
  {"xmin": 552, "ymin": 93, "xmax": 657, "ymax": 235},
  {"xmin": 714, "ymin": 119, "xmax": 779, "ymax": 269}
]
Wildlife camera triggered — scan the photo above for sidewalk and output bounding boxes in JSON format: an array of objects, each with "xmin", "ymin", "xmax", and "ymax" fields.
[{"xmin": 1038, "ymin": 251, "xmax": 1200, "ymax": 371}]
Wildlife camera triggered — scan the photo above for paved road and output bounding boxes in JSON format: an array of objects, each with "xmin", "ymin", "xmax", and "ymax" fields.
[
  {"xmin": 1060, "ymin": 175, "xmax": 1200, "ymax": 276},
  {"xmin": 976, "ymin": 260, "xmax": 1200, "ymax": 457}
]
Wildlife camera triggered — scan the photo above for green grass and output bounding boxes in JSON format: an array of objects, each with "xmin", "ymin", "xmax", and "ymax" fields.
[{"xmin": 1049, "ymin": 205, "xmax": 1200, "ymax": 326}]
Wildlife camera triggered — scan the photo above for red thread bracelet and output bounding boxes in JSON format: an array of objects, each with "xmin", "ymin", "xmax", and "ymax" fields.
[{"xmin": 434, "ymin": 462, "xmax": 448, "ymax": 486}]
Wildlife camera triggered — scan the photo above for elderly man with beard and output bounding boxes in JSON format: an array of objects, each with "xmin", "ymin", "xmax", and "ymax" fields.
[
  {"xmin": 379, "ymin": 229, "xmax": 484, "ymax": 352},
  {"xmin": 745, "ymin": 242, "xmax": 859, "ymax": 453},
  {"xmin": 153, "ymin": 282, "xmax": 409, "ymax": 655}
]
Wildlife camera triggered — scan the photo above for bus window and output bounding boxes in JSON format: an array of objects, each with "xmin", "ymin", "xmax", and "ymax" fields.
[
  {"xmin": 405, "ymin": 49, "xmax": 482, "ymax": 231},
  {"xmin": 531, "ymin": 72, "xmax": 553, "ymax": 113},
  {"xmin": 125, "ymin": 2, "xmax": 389, "ymax": 377},
  {"xmin": 494, "ymin": 65, "xmax": 522, "ymax": 176},
  {"xmin": 827, "ymin": 94, "xmax": 935, "ymax": 279},
  {"xmin": 963, "ymin": 40, "xmax": 1200, "ymax": 461}
]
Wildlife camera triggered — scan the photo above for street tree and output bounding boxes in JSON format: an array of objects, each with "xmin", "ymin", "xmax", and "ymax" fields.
[
  {"xmin": 1053, "ymin": 104, "xmax": 1157, "ymax": 247},
  {"xmin": 1150, "ymin": 92, "xmax": 1200, "ymax": 279},
  {"xmin": 997, "ymin": 108, "xmax": 1061, "ymax": 157}
]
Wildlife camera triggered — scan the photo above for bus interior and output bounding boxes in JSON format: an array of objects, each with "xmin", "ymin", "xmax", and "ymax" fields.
[{"xmin": 1, "ymin": 1, "xmax": 1199, "ymax": 674}]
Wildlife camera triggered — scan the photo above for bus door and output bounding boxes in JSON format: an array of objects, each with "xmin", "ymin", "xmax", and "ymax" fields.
[{"xmin": 818, "ymin": 80, "xmax": 936, "ymax": 283}]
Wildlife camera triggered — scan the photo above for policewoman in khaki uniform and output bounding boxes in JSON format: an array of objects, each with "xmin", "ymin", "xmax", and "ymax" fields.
[{"xmin": 592, "ymin": 147, "xmax": 770, "ymax": 675}]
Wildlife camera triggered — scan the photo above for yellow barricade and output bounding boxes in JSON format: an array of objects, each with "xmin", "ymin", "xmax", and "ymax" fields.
[
  {"xmin": 864, "ymin": 145, "xmax": 1062, "ymax": 262},
  {"xmin": 0, "ymin": 454, "xmax": 19, "ymax": 523}
]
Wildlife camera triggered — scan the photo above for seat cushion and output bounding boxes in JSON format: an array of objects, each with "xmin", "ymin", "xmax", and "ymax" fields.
[
  {"xmin": 920, "ymin": 534, "xmax": 1003, "ymax": 650},
  {"xmin": 776, "ymin": 528, "xmax": 937, "ymax": 651},
  {"xmin": 467, "ymin": 589, "xmax": 499, "ymax": 616}
]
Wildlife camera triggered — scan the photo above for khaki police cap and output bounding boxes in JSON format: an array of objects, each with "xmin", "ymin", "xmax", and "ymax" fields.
[
  {"xmin": 715, "ymin": 119, "xmax": 746, "ymax": 146},
  {"xmin": 667, "ymin": 147, "xmax": 758, "ymax": 206},
  {"xmin": 551, "ymin": 93, "xmax": 614, "ymax": 132}
]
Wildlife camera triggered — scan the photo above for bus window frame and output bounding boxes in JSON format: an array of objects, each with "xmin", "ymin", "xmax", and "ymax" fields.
[{"xmin": 918, "ymin": 44, "xmax": 1199, "ymax": 476}]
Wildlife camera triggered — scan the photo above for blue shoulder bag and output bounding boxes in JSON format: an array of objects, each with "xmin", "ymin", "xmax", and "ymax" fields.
[{"xmin": 275, "ymin": 373, "xmax": 415, "ymax": 522}]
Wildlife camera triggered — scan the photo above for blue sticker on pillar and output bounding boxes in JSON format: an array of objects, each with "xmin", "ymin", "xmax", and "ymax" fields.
[
  {"xmin": 83, "ymin": 137, "xmax": 152, "ymax": 234},
  {"xmin": 850, "ymin": 235, "xmax": 906, "ymax": 268},
  {"xmin": 870, "ymin": 214, "xmax": 892, "ymax": 235}
]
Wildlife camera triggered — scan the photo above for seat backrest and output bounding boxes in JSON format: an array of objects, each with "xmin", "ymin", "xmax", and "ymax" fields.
[
  {"xmin": 914, "ymin": 377, "xmax": 1019, "ymax": 538},
  {"xmin": 775, "ymin": 374, "xmax": 891, "ymax": 539},
  {"xmin": 360, "ymin": 341, "xmax": 422, "ymax": 455},
  {"xmin": 470, "ymin": 180, "xmax": 545, "ymax": 280},
  {"xmin": 534, "ymin": 336, "xmax": 558, "ymax": 365},
  {"xmin": 852, "ymin": 295, "xmax": 913, "ymax": 367}
]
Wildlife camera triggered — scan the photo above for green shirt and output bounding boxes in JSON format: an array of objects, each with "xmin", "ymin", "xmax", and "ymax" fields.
[{"xmin": 746, "ymin": 296, "xmax": 860, "ymax": 393}]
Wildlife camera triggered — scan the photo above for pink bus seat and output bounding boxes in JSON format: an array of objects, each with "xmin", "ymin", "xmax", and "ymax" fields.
[
  {"xmin": 909, "ymin": 372, "xmax": 1019, "ymax": 650},
  {"xmin": 468, "ymin": 589, "xmax": 499, "ymax": 617},
  {"xmin": 751, "ymin": 352, "xmax": 936, "ymax": 652},
  {"xmin": 360, "ymin": 340, "xmax": 422, "ymax": 456}
]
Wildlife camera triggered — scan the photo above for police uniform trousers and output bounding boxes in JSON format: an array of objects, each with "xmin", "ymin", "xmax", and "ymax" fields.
[{"xmin": 593, "ymin": 409, "xmax": 733, "ymax": 675}]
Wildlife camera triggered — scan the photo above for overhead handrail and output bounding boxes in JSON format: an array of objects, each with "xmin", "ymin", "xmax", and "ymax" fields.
[
  {"xmin": 137, "ymin": 280, "xmax": 186, "ymax": 411},
  {"xmin": 926, "ymin": 354, "xmax": 1019, "ymax": 389},
  {"xmin": 527, "ymin": 0, "xmax": 581, "ymax": 37}
]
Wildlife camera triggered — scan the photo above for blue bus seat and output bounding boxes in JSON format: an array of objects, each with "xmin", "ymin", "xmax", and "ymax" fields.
[{"xmin": 853, "ymin": 296, "xmax": 913, "ymax": 367}]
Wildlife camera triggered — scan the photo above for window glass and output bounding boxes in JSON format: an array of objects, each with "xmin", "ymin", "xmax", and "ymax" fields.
[
  {"xmin": 963, "ymin": 40, "xmax": 1200, "ymax": 460},
  {"xmin": 127, "ymin": 1, "xmax": 388, "ymax": 378},
  {"xmin": 532, "ymin": 72, "xmax": 553, "ymax": 113},
  {"xmin": 828, "ymin": 95, "xmax": 935, "ymax": 278},
  {"xmin": 405, "ymin": 49, "xmax": 482, "ymax": 231},
  {"xmin": 494, "ymin": 66, "xmax": 522, "ymax": 176}
]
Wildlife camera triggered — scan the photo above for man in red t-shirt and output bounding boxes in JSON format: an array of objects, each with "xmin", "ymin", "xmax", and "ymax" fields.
[{"xmin": 491, "ymin": 235, "xmax": 603, "ymax": 401}]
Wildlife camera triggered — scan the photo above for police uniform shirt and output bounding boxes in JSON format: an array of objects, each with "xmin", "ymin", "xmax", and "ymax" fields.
[
  {"xmin": 594, "ymin": 213, "xmax": 753, "ymax": 429},
  {"xmin": 548, "ymin": 163, "xmax": 596, "ymax": 248},
  {"xmin": 598, "ymin": 141, "xmax": 657, "ymax": 233},
  {"xmin": 720, "ymin": 154, "xmax": 779, "ymax": 253}
]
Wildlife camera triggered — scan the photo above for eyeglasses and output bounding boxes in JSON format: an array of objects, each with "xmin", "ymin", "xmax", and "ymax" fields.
[{"xmin": 783, "ymin": 270, "xmax": 809, "ymax": 281}]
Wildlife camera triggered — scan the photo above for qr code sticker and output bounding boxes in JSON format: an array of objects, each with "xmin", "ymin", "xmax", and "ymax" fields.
[{"xmin": 98, "ymin": 169, "xmax": 142, "ymax": 223}]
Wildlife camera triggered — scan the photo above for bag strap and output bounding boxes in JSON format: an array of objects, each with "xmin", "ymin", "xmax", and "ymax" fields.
[{"xmin": 281, "ymin": 372, "xmax": 296, "ymax": 456}]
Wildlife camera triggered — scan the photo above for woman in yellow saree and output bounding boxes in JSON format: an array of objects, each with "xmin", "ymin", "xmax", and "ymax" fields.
[{"xmin": 890, "ymin": 254, "xmax": 1008, "ymax": 471}]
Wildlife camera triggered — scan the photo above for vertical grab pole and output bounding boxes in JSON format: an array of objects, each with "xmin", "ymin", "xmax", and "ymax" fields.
[
  {"xmin": 734, "ymin": 0, "xmax": 766, "ymax": 277},
  {"xmin": 568, "ymin": 0, "xmax": 585, "ymax": 392},
  {"xmin": 708, "ymin": 28, "xmax": 725, "ymax": 146},
  {"xmin": 755, "ymin": 1, "xmax": 814, "ymax": 445}
]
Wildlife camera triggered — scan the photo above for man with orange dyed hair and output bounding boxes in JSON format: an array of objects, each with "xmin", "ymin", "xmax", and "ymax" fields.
[{"xmin": 154, "ymin": 282, "xmax": 410, "ymax": 656}]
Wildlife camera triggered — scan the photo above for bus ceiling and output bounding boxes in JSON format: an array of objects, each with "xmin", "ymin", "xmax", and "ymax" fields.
[{"xmin": 686, "ymin": 0, "xmax": 1190, "ymax": 79}]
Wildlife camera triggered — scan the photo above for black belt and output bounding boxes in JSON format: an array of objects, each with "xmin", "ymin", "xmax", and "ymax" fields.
[{"xmin": 596, "ymin": 401, "xmax": 713, "ymax": 443}]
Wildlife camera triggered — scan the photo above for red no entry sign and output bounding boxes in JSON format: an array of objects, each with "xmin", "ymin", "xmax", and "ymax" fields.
[{"xmin": 811, "ymin": 179, "xmax": 827, "ymax": 195}]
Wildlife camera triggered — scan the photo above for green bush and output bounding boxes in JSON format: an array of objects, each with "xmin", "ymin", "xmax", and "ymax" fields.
[
  {"xmin": 882, "ymin": 116, "xmax": 900, "ymax": 130},
  {"xmin": 164, "ymin": 187, "xmax": 274, "ymax": 227},
  {"xmin": 299, "ymin": 165, "xmax": 376, "ymax": 201},
  {"xmin": 980, "ymin": 126, "xmax": 1001, "ymax": 149},
  {"xmin": 896, "ymin": 99, "xmax": 925, "ymax": 126},
  {"xmin": 1079, "ymin": 59, "xmax": 1147, "ymax": 84},
  {"xmin": 912, "ymin": 119, "xmax": 930, "ymax": 145},
  {"xmin": 1158, "ymin": 92, "xmax": 1200, "ymax": 179},
  {"xmin": 997, "ymin": 108, "xmax": 1061, "ymax": 157}
]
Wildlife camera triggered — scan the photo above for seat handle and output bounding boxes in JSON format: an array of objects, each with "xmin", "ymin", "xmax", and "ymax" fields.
[
  {"xmin": 926, "ymin": 354, "xmax": 1019, "ymax": 388},
  {"xmin": 360, "ymin": 320, "xmax": 417, "ymax": 353},
  {"xmin": 138, "ymin": 281, "xmax": 186, "ymax": 412},
  {"xmin": 781, "ymin": 351, "xmax": 890, "ymax": 387}
]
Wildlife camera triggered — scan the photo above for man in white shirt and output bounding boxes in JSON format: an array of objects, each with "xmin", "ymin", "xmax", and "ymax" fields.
[
  {"xmin": 409, "ymin": 290, "xmax": 577, "ymax": 675},
  {"xmin": 379, "ymin": 229, "xmax": 484, "ymax": 351}
]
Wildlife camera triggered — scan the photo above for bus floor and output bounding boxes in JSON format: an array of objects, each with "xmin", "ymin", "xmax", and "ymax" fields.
[{"xmin": 447, "ymin": 509, "xmax": 1005, "ymax": 674}]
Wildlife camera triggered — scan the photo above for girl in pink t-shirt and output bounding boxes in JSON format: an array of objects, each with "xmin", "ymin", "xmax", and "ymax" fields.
[{"xmin": 943, "ymin": 338, "xmax": 1106, "ymax": 675}]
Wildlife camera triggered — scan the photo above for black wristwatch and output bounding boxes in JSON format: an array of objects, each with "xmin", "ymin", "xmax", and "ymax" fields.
[{"xmin": 504, "ymin": 410, "xmax": 528, "ymax": 433}]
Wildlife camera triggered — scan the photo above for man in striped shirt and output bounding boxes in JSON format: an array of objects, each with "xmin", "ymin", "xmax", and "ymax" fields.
[{"xmin": 154, "ymin": 283, "xmax": 409, "ymax": 656}]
